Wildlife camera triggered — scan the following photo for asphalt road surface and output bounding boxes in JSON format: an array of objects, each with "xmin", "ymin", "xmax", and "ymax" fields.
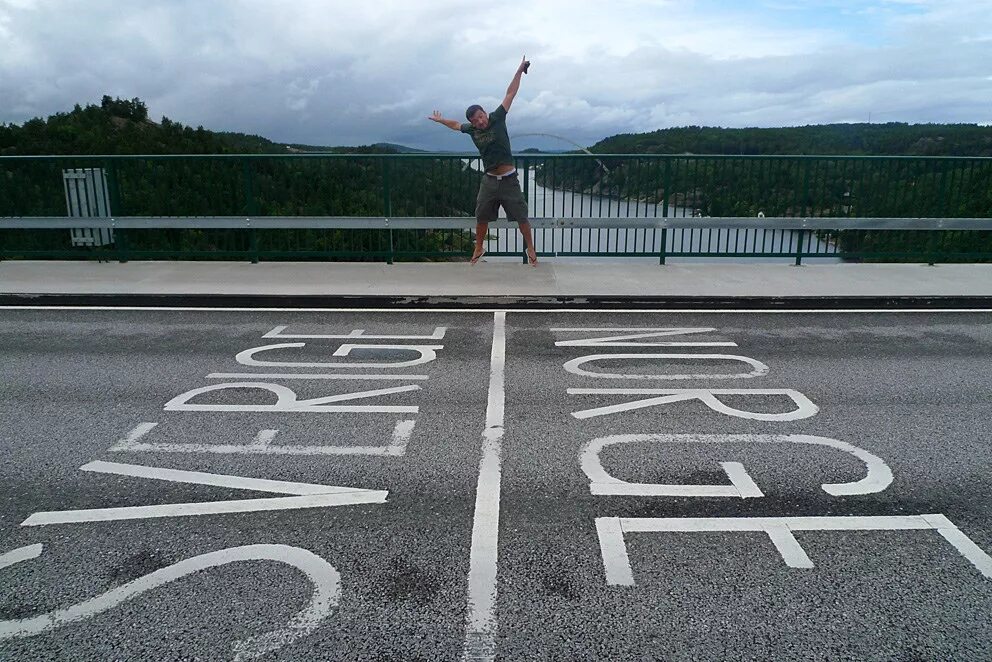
[{"xmin": 1, "ymin": 306, "xmax": 991, "ymax": 661}]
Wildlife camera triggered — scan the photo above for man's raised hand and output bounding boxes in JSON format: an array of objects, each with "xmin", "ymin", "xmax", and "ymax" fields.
[
  {"xmin": 518, "ymin": 55, "xmax": 530, "ymax": 74},
  {"xmin": 428, "ymin": 110, "xmax": 444, "ymax": 122}
]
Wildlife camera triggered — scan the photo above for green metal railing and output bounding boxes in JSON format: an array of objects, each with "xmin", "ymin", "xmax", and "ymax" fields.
[{"xmin": 1, "ymin": 153, "xmax": 991, "ymax": 263}]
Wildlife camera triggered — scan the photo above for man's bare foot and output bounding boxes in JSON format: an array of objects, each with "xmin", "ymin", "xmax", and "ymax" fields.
[
  {"xmin": 527, "ymin": 249, "xmax": 538, "ymax": 267},
  {"xmin": 471, "ymin": 246, "xmax": 486, "ymax": 264}
]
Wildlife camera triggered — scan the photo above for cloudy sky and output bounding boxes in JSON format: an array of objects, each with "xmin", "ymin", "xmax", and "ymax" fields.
[{"xmin": 1, "ymin": 0, "xmax": 990, "ymax": 150}]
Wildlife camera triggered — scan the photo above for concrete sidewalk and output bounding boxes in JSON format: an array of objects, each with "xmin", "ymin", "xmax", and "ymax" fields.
[{"xmin": 2, "ymin": 260, "xmax": 992, "ymax": 300}]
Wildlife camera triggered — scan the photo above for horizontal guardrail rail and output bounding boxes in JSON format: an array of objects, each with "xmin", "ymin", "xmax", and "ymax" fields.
[{"xmin": 5, "ymin": 216, "xmax": 992, "ymax": 230}]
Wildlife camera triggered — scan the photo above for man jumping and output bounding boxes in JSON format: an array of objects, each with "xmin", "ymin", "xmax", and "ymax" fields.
[{"xmin": 428, "ymin": 55, "xmax": 538, "ymax": 266}]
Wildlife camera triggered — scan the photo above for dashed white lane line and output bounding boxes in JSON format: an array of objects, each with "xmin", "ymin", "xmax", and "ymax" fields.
[{"xmin": 462, "ymin": 311, "xmax": 506, "ymax": 662}]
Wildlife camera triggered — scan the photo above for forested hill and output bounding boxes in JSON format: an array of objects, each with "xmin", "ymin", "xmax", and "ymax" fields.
[
  {"xmin": 0, "ymin": 96, "xmax": 393, "ymax": 156},
  {"xmin": 589, "ymin": 123, "xmax": 992, "ymax": 157},
  {"xmin": 0, "ymin": 96, "xmax": 479, "ymax": 243}
]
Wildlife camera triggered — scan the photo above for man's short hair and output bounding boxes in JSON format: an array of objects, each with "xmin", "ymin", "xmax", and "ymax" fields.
[{"xmin": 465, "ymin": 104, "xmax": 484, "ymax": 120}]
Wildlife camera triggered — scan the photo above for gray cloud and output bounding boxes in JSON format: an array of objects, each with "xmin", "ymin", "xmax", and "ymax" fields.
[{"xmin": 1, "ymin": 0, "xmax": 989, "ymax": 150}]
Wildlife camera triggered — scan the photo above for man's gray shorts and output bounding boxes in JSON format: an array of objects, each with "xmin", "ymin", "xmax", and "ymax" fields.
[{"xmin": 475, "ymin": 172, "xmax": 529, "ymax": 223}]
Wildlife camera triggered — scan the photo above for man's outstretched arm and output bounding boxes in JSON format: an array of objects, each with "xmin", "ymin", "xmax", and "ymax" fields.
[
  {"xmin": 427, "ymin": 110, "xmax": 463, "ymax": 131},
  {"xmin": 501, "ymin": 55, "xmax": 530, "ymax": 112}
]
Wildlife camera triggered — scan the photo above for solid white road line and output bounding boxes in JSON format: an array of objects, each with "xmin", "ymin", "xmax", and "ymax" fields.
[
  {"xmin": 2, "ymin": 306, "xmax": 991, "ymax": 314},
  {"xmin": 462, "ymin": 311, "xmax": 506, "ymax": 662}
]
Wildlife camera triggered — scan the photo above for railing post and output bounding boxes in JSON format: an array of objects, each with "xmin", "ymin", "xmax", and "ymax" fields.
[
  {"xmin": 116, "ymin": 220, "xmax": 130, "ymax": 263},
  {"xmin": 936, "ymin": 161, "xmax": 950, "ymax": 219},
  {"xmin": 521, "ymin": 157, "xmax": 528, "ymax": 261},
  {"xmin": 521, "ymin": 157, "xmax": 529, "ymax": 202},
  {"xmin": 521, "ymin": 157, "xmax": 530, "ymax": 263},
  {"xmin": 660, "ymin": 157, "xmax": 671, "ymax": 265},
  {"xmin": 383, "ymin": 159, "xmax": 393, "ymax": 265},
  {"xmin": 106, "ymin": 159, "xmax": 123, "ymax": 214},
  {"xmin": 387, "ymin": 222, "xmax": 394, "ymax": 265},
  {"xmin": 243, "ymin": 158, "xmax": 258, "ymax": 264},
  {"xmin": 248, "ymin": 218, "xmax": 258, "ymax": 263},
  {"xmin": 795, "ymin": 158, "xmax": 813, "ymax": 266},
  {"xmin": 106, "ymin": 159, "xmax": 128, "ymax": 264},
  {"xmin": 929, "ymin": 162, "xmax": 952, "ymax": 266}
]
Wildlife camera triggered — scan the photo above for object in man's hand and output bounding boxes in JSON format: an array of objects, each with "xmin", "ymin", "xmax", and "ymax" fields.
[{"xmin": 523, "ymin": 61, "xmax": 530, "ymax": 73}]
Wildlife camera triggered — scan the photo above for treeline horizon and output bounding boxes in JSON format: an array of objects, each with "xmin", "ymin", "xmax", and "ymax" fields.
[
  {"xmin": 0, "ymin": 96, "xmax": 396, "ymax": 156},
  {"xmin": 589, "ymin": 123, "xmax": 992, "ymax": 157},
  {"xmin": 2, "ymin": 96, "xmax": 991, "ymax": 157}
]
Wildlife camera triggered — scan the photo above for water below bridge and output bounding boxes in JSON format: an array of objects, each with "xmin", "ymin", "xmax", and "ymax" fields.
[{"xmin": 472, "ymin": 163, "xmax": 840, "ymax": 263}]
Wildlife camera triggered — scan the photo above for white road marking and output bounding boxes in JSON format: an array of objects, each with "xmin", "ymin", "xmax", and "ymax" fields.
[
  {"xmin": 21, "ymin": 462, "xmax": 387, "ymax": 526},
  {"xmin": 765, "ymin": 525, "xmax": 815, "ymax": 568},
  {"xmin": 568, "ymin": 388, "xmax": 818, "ymax": 421},
  {"xmin": 462, "ymin": 311, "xmax": 506, "ymax": 662},
  {"xmin": 163, "ymin": 382, "xmax": 419, "ymax": 413},
  {"xmin": 113, "ymin": 421, "xmax": 158, "ymax": 444},
  {"xmin": 206, "ymin": 373, "xmax": 429, "ymax": 380},
  {"xmin": 236, "ymin": 343, "xmax": 442, "ymax": 369},
  {"xmin": 249, "ymin": 429, "xmax": 279, "ymax": 449},
  {"xmin": 264, "ymin": 325, "xmax": 447, "ymax": 339},
  {"xmin": 552, "ymin": 327, "xmax": 736, "ymax": 347},
  {"xmin": 553, "ymin": 327, "xmax": 721, "ymax": 331},
  {"xmin": 3, "ymin": 307, "xmax": 990, "ymax": 314},
  {"xmin": 559, "ymin": 341, "xmax": 734, "ymax": 347},
  {"xmin": 0, "ymin": 544, "xmax": 43, "ymax": 571},
  {"xmin": 105, "ymin": 421, "xmax": 158, "ymax": 449},
  {"xmin": 596, "ymin": 515, "xmax": 992, "ymax": 585},
  {"xmin": 80, "ymin": 460, "xmax": 365, "ymax": 495},
  {"xmin": 925, "ymin": 514, "xmax": 992, "ymax": 578},
  {"xmin": 580, "ymin": 434, "xmax": 893, "ymax": 498},
  {"xmin": 0, "ymin": 543, "xmax": 339, "ymax": 660},
  {"xmin": 563, "ymin": 353, "xmax": 770, "ymax": 380},
  {"xmin": 21, "ymin": 493, "xmax": 384, "ymax": 526},
  {"xmin": 718, "ymin": 462, "xmax": 764, "ymax": 498},
  {"xmin": 595, "ymin": 518, "xmax": 634, "ymax": 585},
  {"xmin": 111, "ymin": 420, "xmax": 418, "ymax": 456}
]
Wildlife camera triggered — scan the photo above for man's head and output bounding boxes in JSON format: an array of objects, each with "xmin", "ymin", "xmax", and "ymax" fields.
[{"xmin": 466, "ymin": 104, "xmax": 488, "ymax": 130}]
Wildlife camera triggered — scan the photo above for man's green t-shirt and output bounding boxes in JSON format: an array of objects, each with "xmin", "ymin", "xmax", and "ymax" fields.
[{"xmin": 460, "ymin": 104, "xmax": 513, "ymax": 172}]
